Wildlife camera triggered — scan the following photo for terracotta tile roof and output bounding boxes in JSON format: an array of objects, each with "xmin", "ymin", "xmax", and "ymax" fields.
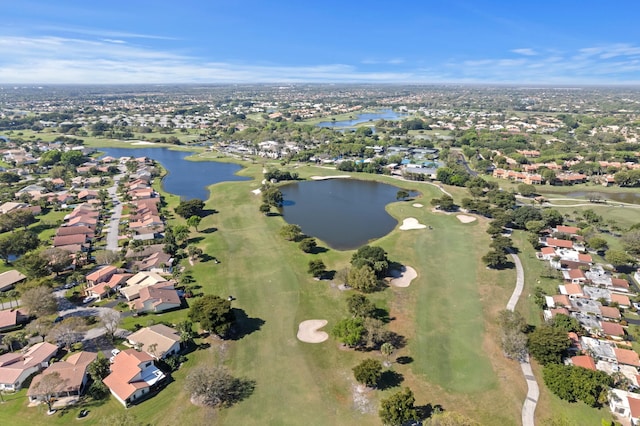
[
  {"xmin": 53, "ymin": 234, "xmax": 88, "ymax": 247},
  {"xmin": 570, "ymin": 355, "xmax": 596, "ymax": 370},
  {"xmin": 546, "ymin": 238, "xmax": 573, "ymax": 249},
  {"xmin": 0, "ymin": 270, "xmax": 27, "ymax": 291},
  {"xmin": 612, "ymin": 278, "xmax": 630, "ymax": 289},
  {"xmin": 611, "ymin": 293, "xmax": 631, "ymax": 306},
  {"xmin": 629, "ymin": 395, "xmax": 640, "ymax": 419},
  {"xmin": 103, "ymin": 349, "xmax": 154, "ymax": 401},
  {"xmin": 556, "ymin": 225, "xmax": 580, "ymax": 234},
  {"xmin": 562, "ymin": 283, "xmax": 583, "ymax": 295},
  {"xmin": 567, "ymin": 269, "xmax": 586, "ymax": 280},
  {"xmin": 0, "ymin": 342, "xmax": 58, "ymax": 385},
  {"xmin": 615, "ymin": 348, "xmax": 640, "ymax": 367},
  {"xmin": 27, "ymin": 351, "xmax": 97, "ymax": 397},
  {"xmin": 552, "ymin": 294, "xmax": 571, "ymax": 307},
  {"xmin": 86, "ymin": 265, "xmax": 117, "ymax": 283},
  {"xmin": 578, "ymin": 253, "xmax": 592, "ymax": 263},
  {"xmin": 600, "ymin": 306, "xmax": 621, "ymax": 319},
  {"xmin": 541, "ymin": 247, "xmax": 555, "ymax": 255},
  {"xmin": 550, "ymin": 308, "xmax": 570, "ymax": 317},
  {"xmin": 601, "ymin": 321, "xmax": 625, "ymax": 337},
  {"xmin": 56, "ymin": 226, "xmax": 94, "ymax": 238}
]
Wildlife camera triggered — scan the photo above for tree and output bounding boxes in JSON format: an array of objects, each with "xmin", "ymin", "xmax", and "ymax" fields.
[
  {"xmin": 482, "ymin": 250, "xmax": 509, "ymax": 269},
  {"xmin": 32, "ymin": 371, "xmax": 67, "ymax": 412},
  {"xmin": 187, "ymin": 215, "xmax": 201, "ymax": 231},
  {"xmin": 17, "ymin": 251, "xmax": 50, "ymax": 278},
  {"xmin": 173, "ymin": 225, "xmax": 190, "ymax": 245},
  {"xmin": 307, "ymin": 259, "xmax": 326, "ymax": 278},
  {"xmin": 175, "ymin": 199, "xmax": 205, "ymax": 218},
  {"xmin": 346, "ymin": 294, "xmax": 376, "ymax": 318},
  {"xmin": 60, "ymin": 150, "xmax": 85, "ymax": 166},
  {"xmin": 0, "ymin": 230, "xmax": 39, "ymax": 263},
  {"xmin": 26, "ymin": 317, "xmax": 53, "ymax": 342},
  {"xmin": 261, "ymin": 186, "xmax": 283, "ymax": 208},
  {"xmin": 348, "ymin": 265, "xmax": 379, "ymax": 293},
  {"xmin": 490, "ymin": 235, "xmax": 513, "ymax": 253},
  {"xmin": 622, "ymin": 230, "xmax": 640, "ymax": 256},
  {"xmin": 586, "ymin": 236, "xmax": 608, "ymax": 251},
  {"xmin": 0, "ymin": 209, "xmax": 36, "ymax": 231},
  {"xmin": 298, "ymin": 237, "xmax": 317, "ymax": 253},
  {"xmin": 49, "ymin": 317, "xmax": 85, "ymax": 350},
  {"xmin": 21, "ymin": 286, "xmax": 57, "ymax": 317},
  {"xmin": 0, "ymin": 172, "xmax": 21, "ymax": 184},
  {"xmin": 353, "ymin": 358, "xmax": 383, "ymax": 388},
  {"xmin": 351, "ymin": 245, "xmax": 389, "ymax": 278},
  {"xmin": 88, "ymin": 353, "xmax": 111, "ymax": 382},
  {"xmin": 184, "ymin": 365, "xmax": 254, "ymax": 408},
  {"xmin": 379, "ymin": 387, "xmax": 419, "ymax": 426},
  {"xmin": 259, "ymin": 203, "xmax": 271, "ymax": 215},
  {"xmin": 380, "ymin": 342, "xmax": 395, "ymax": 361},
  {"xmin": 605, "ymin": 249, "xmax": 634, "ymax": 270},
  {"xmin": 525, "ymin": 220, "xmax": 547, "ymax": 235},
  {"xmin": 100, "ymin": 309, "xmax": 121, "ymax": 342},
  {"xmin": 279, "ymin": 224, "xmax": 303, "ymax": 241},
  {"xmin": 543, "ymin": 364, "xmax": 612, "ymax": 407},
  {"xmin": 528, "ymin": 325, "xmax": 571, "ymax": 365},
  {"xmin": 42, "ymin": 248, "xmax": 72, "ymax": 275},
  {"xmin": 188, "ymin": 295, "xmax": 235, "ymax": 337},
  {"xmin": 550, "ymin": 313, "xmax": 582, "ymax": 333},
  {"xmin": 430, "ymin": 194, "xmax": 456, "ymax": 212},
  {"xmin": 541, "ymin": 208, "xmax": 564, "ymax": 228},
  {"xmin": 497, "ymin": 310, "xmax": 528, "ymax": 361},
  {"xmin": 518, "ymin": 183, "xmax": 537, "ymax": 197},
  {"xmin": 396, "ymin": 190, "xmax": 410, "ymax": 201},
  {"xmin": 512, "ymin": 206, "xmax": 542, "ymax": 229},
  {"xmin": 331, "ymin": 317, "xmax": 365, "ymax": 347},
  {"xmin": 176, "ymin": 320, "xmax": 195, "ymax": 347}
]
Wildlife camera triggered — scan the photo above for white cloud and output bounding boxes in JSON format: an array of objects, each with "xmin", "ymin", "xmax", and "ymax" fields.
[{"xmin": 511, "ymin": 48, "xmax": 538, "ymax": 56}]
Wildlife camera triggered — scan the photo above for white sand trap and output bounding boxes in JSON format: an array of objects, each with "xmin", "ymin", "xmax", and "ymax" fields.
[
  {"xmin": 389, "ymin": 266, "xmax": 417, "ymax": 288},
  {"xmin": 251, "ymin": 188, "xmax": 261, "ymax": 195},
  {"xmin": 131, "ymin": 141, "xmax": 157, "ymax": 145},
  {"xmin": 297, "ymin": 320, "xmax": 329, "ymax": 343},
  {"xmin": 412, "ymin": 203, "xmax": 423, "ymax": 208},
  {"xmin": 399, "ymin": 217, "xmax": 426, "ymax": 230},
  {"xmin": 310, "ymin": 175, "xmax": 351, "ymax": 180},
  {"xmin": 457, "ymin": 214, "xmax": 477, "ymax": 223}
]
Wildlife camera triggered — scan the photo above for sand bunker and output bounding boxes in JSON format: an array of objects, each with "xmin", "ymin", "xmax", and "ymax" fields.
[
  {"xmin": 251, "ymin": 188, "xmax": 261, "ymax": 195},
  {"xmin": 297, "ymin": 320, "xmax": 329, "ymax": 343},
  {"xmin": 389, "ymin": 266, "xmax": 417, "ymax": 288},
  {"xmin": 131, "ymin": 141, "xmax": 157, "ymax": 145},
  {"xmin": 399, "ymin": 218, "xmax": 426, "ymax": 230},
  {"xmin": 412, "ymin": 203, "xmax": 423, "ymax": 208},
  {"xmin": 457, "ymin": 214, "xmax": 477, "ymax": 223},
  {"xmin": 310, "ymin": 175, "xmax": 351, "ymax": 180}
]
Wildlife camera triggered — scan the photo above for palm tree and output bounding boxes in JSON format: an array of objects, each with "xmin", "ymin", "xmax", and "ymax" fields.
[{"xmin": 0, "ymin": 292, "xmax": 6, "ymax": 310}]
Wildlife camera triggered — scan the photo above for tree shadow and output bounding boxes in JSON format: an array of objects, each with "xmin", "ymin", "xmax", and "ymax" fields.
[
  {"xmin": 416, "ymin": 403, "xmax": 444, "ymax": 420},
  {"xmin": 200, "ymin": 227, "xmax": 218, "ymax": 234},
  {"xmin": 377, "ymin": 370, "xmax": 404, "ymax": 390},
  {"xmin": 396, "ymin": 356, "xmax": 413, "ymax": 365},
  {"xmin": 322, "ymin": 270, "xmax": 336, "ymax": 280},
  {"xmin": 199, "ymin": 209, "xmax": 217, "ymax": 217},
  {"xmin": 223, "ymin": 377, "xmax": 256, "ymax": 407},
  {"xmin": 310, "ymin": 246, "xmax": 328, "ymax": 255},
  {"xmin": 373, "ymin": 308, "xmax": 391, "ymax": 323},
  {"xmin": 199, "ymin": 253, "xmax": 218, "ymax": 263},
  {"xmin": 229, "ymin": 308, "xmax": 265, "ymax": 340},
  {"xmin": 188, "ymin": 236, "xmax": 205, "ymax": 244},
  {"xmin": 265, "ymin": 212, "xmax": 281, "ymax": 217}
]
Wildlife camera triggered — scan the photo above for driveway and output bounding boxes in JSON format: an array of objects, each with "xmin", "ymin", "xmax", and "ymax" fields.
[{"xmin": 105, "ymin": 174, "xmax": 124, "ymax": 251}]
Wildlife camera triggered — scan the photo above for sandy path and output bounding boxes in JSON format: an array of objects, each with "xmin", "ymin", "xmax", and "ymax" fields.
[
  {"xmin": 388, "ymin": 266, "xmax": 417, "ymax": 288},
  {"xmin": 456, "ymin": 214, "xmax": 477, "ymax": 223},
  {"xmin": 297, "ymin": 320, "xmax": 329, "ymax": 343},
  {"xmin": 399, "ymin": 218, "xmax": 426, "ymax": 230}
]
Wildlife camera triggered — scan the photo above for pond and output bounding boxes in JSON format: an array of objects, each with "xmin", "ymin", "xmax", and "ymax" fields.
[
  {"xmin": 99, "ymin": 147, "xmax": 249, "ymax": 200},
  {"xmin": 549, "ymin": 190, "xmax": 640, "ymax": 205},
  {"xmin": 281, "ymin": 179, "xmax": 412, "ymax": 250},
  {"xmin": 316, "ymin": 109, "xmax": 407, "ymax": 128}
]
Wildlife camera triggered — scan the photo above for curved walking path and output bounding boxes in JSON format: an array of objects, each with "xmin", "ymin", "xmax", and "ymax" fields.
[{"xmin": 506, "ymin": 251, "xmax": 539, "ymax": 426}]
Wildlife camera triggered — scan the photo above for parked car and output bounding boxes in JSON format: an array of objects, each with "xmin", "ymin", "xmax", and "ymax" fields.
[{"xmin": 82, "ymin": 295, "xmax": 97, "ymax": 304}]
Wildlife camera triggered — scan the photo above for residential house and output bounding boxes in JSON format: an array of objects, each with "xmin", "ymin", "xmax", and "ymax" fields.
[
  {"xmin": 569, "ymin": 355, "xmax": 597, "ymax": 371},
  {"xmin": 85, "ymin": 273, "xmax": 132, "ymax": 300},
  {"xmin": 609, "ymin": 389, "xmax": 640, "ymax": 425},
  {"xmin": 102, "ymin": 349, "xmax": 166, "ymax": 407},
  {"xmin": 0, "ymin": 202, "xmax": 41, "ymax": 215},
  {"xmin": 27, "ymin": 351, "xmax": 97, "ymax": 403},
  {"xmin": 601, "ymin": 321, "xmax": 625, "ymax": 340},
  {"xmin": 52, "ymin": 234, "xmax": 90, "ymax": 248},
  {"xmin": 611, "ymin": 293, "xmax": 631, "ymax": 309},
  {"xmin": 85, "ymin": 265, "xmax": 117, "ymax": 290},
  {"xmin": 120, "ymin": 272, "xmax": 168, "ymax": 301},
  {"xmin": 127, "ymin": 325, "xmax": 182, "ymax": 360},
  {"xmin": 0, "ymin": 342, "xmax": 59, "ymax": 391},
  {"xmin": 132, "ymin": 251, "xmax": 173, "ymax": 273},
  {"xmin": 130, "ymin": 283, "xmax": 181, "ymax": 313},
  {"xmin": 615, "ymin": 348, "xmax": 640, "ymax": 368},
  {"xmin": 0, "ymin": 270, "xmax": 27, "ymax": 291},
  {"xmin": 0, "ymin": 309, "xmax": 29, "ymax": 331}
]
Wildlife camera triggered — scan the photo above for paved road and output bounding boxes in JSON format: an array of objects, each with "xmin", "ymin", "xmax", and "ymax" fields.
[
  {"xmin": 506, "ymin": 251, "xmax": 539, "ymax": 426},
  {"xmin": 105, "ymin": 174, "xmax": 123, "ymax": 251}
]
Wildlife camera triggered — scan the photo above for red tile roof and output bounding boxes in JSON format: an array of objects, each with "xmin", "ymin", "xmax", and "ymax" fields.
[
  {"xmin": 600, "ymin": 306, "xmax": 621, "ymax": 319},
  {"xmin": 601, "ymin": 321, "xmax": 625, "ymax": 337},
  {"xmin": 615, "ymin": 348, "xmax": 640, "ymax": 367},
  {"xmin": 546, "ymin": 238, "xmax": 573, "ymax": 249},
  {"xmin": 570, "ymin": 355, "xmax": 596, "ymax": 371}
]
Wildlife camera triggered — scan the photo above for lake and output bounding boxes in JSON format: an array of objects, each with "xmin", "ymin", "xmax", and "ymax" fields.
[
  {"xmin": 100, "ymin": 147, "xmax": 249, "ymax": 200},
  {"xmin": 281, "ymin": 179, "xmax": 408, "ymax": 250},
  {"xmin": 550, "ymin": 190, "xmax": 640, "ymax": 205},
  {"xmin": 317, "ymin": 109, "xmax": 407, "ymax": 129}
]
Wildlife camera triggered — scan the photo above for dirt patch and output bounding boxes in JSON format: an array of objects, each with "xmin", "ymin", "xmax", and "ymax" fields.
[
  {"xmin": 297, "ymin": 319, "xmax": 329, "ymax": 343},
  {"xmin": 399, "ymin": 218, "xmax": 426, "ymax": 230},
  {"xmin": 412, "ymin": 203, "xmax": 424, "ymax": 208},
  {"xmin": 457, "ymin": 214, "xmax": 477, "ymax": 223},
  {"xmin": 388, "ymin": 266, "xmax": 418, "ymax": 288}
]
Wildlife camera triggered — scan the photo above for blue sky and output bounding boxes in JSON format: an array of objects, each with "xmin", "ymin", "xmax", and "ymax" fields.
[{"xmin": 1, "ymin": 0, "xmax": 639, "ymax": 84}]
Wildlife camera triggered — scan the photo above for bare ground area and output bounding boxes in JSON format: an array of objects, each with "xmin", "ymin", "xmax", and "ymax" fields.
[
  {"xmin": 297, "ymin": 319, "xmax": 329, "ymax": 343},
  {"xmin": 388, "ymin": 265, "xmax": 418, "ymax": 288}
]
